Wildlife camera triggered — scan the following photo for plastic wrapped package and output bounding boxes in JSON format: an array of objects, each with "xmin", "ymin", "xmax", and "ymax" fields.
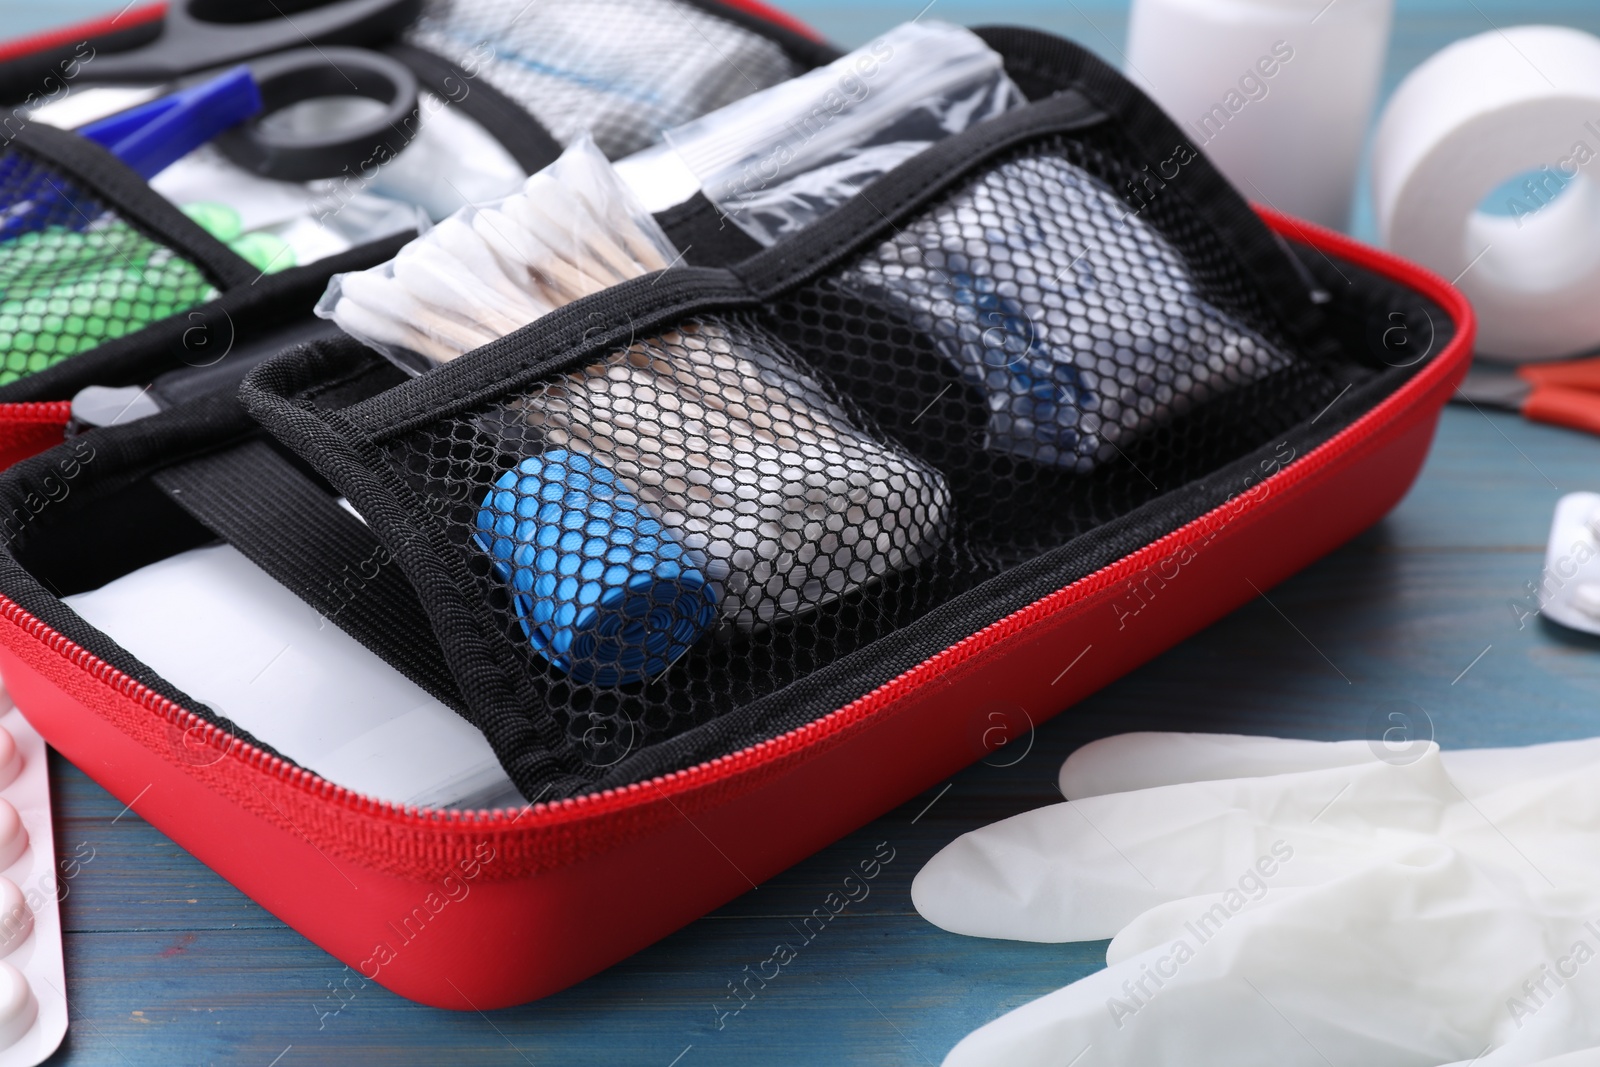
[
  {"xmin": 838, "ymin": 154, "xmax": 1294, "ymax": 472},
  {"xmin": 616, "ymin": 21, "xmax": 1024, "ymax": 243}
]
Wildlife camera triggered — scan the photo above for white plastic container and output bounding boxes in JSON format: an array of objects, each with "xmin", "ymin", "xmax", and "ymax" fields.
[{"xmin": 1126, "ymin": 0, "xmax": 1393, "ymax": 230}]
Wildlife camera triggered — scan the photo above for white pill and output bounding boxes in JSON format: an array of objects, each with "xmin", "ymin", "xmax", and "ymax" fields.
[
  {"xmin": 0, "ymin": 962, "xmax": 37, "ymax": 1047},
  {"xmin": 0, "ymin": 802, "xmax": 27, "ymax": 871},
  {"xmin": 1575, "ymin": 583, "xmax": 1600, "ymax": 620},
  {"xmin": 0, "ymin": 729, "xmax": 21, "ymax": 793},
  {"xmin": 0, "ymin": 879, "xmax": 32, "ymax": 960}
]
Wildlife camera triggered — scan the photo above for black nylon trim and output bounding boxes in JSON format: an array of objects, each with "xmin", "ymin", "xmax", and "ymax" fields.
[
  {"xmin": 335, "ymin": 267, "xmax": 754, "ymax": 437},
  {"xmin": 151, "ymin": 438, "xmax": 468, "ymax": 715},
  {"xmin": 385, "ymin": 42, "xmax": 563, "ymax": 174},
  {"xmin": 0, "ymin": 228, "xmax": 414, "ymax": 403},
  {"xmin": 655, "ymin": 192, "xmax": 764, "ymax": 268},
  {"xmin": 9, "ymin": 123, "xmax": 256, "ymax": 290},
  {"xmin": 243, "ymin": 343, "xmax": 591, "ymax": 800}
]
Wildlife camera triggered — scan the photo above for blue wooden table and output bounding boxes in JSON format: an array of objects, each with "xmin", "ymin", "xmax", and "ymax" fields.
[{"xmin": 8, "ymin": 0, "xmax": 1600, "ymax": 1063}]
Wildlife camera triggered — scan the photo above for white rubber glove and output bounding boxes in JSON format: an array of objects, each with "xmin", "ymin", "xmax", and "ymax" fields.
[
  {"xmin": 914, "ymin": 742, "xmax": 1600, "ymax": 942},
  {"xmin": 944, "ymin": 842, "xmax": 1600, "ymax": 1067},
  {"xmin": 919, "ymin": 732, "xmax": 1600, "ymax": 1067},
  {"xmin": 1057, "ymin": 732, "xmax": 1600, "ymax": 803}
]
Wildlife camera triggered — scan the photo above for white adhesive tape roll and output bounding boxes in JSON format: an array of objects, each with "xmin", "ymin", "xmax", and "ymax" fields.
[{"xmin": 1373, "ymin": 25, "xmax": 1600, "ymax": 361}]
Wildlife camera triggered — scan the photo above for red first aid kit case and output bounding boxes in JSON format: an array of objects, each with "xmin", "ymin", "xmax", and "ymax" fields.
[{"xmin": 0, "ymin": 21, "xmax": 1471, "ymax": 1010}]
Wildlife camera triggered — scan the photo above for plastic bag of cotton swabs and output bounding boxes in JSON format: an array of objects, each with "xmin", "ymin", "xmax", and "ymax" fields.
[{"xmin": 317, "ymin": 135, "xmax": 677, "ymax": 374}]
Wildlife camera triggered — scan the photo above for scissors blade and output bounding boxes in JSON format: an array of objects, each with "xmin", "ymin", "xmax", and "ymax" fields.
[{"xmin": 1453, "ymin": 368, "xmax": 1530, "ymax": 411}]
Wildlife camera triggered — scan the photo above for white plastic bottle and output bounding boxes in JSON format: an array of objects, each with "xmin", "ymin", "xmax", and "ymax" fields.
[{"xmin": 1126, "ymin": 0, "xmax": 1393, "ymax": 230}]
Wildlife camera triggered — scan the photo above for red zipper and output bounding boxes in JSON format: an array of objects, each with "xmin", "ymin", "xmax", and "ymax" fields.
[
  {"xmin": 0, "ymin": 401, "xmax": 71, "ymax": 424},
  {"xmin": 0, "ymin": 215, "xmax": 1474, "ymax": 836}
]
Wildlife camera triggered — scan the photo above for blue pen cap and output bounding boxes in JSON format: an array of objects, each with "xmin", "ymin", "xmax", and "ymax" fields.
[{"xmin": 474, "ymin": 450, "xmax": 718, "ymax": 687}]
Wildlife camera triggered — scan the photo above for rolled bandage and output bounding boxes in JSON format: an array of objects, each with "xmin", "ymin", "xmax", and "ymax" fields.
[
  {"xmin": 474, "ymin": 450, "xmax": 719, "ymax": 687},
  {"xmin": 1373, "ymin": 26, "xmax": 1600, "ymax": 361}
]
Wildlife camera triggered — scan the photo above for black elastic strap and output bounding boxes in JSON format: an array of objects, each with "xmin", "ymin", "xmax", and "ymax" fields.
[
  {"xmin": 152, "ymin": 439, "xmax": 465, "ymax": 713},
  {"xmin": 656, "ymin": 192, "xmax": 764, "ymax": 268},
  {"xmin": 386, "ymin": 42, "xmax": 564, "ymax": 175}
]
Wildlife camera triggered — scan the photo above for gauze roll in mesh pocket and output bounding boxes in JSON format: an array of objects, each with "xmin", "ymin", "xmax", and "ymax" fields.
[
  {"xmin": 838, "ymin": 154, "xmax": 1294, "ymax": 473},
  {"xmin": 471, "ymin": 316, "xmax": 951, "ymax": 683}
]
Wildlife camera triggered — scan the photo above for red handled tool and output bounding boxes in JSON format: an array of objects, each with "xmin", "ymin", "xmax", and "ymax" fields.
[{"xmin": 1454, "ymin": 356, "xmax": 1600, "ymax": 436}]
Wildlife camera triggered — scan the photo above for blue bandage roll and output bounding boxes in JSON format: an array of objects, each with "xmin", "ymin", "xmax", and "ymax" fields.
[{"xmin": 473, "ymin": 450, "xmax": 718, "ymax": 687}]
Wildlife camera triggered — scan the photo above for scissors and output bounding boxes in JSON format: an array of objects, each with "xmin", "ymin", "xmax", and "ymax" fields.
[
  {"xmin": 1454, "ymin": 356, "xmax": 1600, "ymax": 437},
  {"xmin": 0, "ymin": 0, "xmax": 423, "ymax": 182}
]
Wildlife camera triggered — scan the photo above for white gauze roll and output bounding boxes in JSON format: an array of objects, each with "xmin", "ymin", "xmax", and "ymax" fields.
[{"xmin": 1373, "ymin": 25, "xmax": 1600, "ymax": 361}]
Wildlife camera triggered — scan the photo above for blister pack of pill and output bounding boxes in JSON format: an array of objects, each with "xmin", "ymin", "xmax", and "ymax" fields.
[
  {"xmin": 0, "ymin": 696, "xmax": 68, "ymax": 1066},
  {"xmin": 1540, "ymin": 492, "xmax": 1600, "ymax": 635}
]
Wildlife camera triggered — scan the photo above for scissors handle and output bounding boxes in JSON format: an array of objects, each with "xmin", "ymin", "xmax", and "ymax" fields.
[
  {"xmin": 1519, "ymin": 356, "xmax": 1600, "ymax": 393},
  {"xmin": 1521, "ymin": 384, "xmax": 1600, "ymax": 438},
  {"xmin": 75, "ymin": 0, "xmax": 422, "ymax": 83}
]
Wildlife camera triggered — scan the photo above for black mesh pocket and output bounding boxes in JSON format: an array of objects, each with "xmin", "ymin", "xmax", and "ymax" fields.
[
  {"xmin": 762, "ymin": 129, "xmax": 1346, "ymax": 561},
  {"xmin": 406, "ymin": 0, "xmax": 802, "ymax": 159},
  {"xmin": 0, "ymin": 147, "xmax": 219, "ymax": 386},
  {"xmin": 384, "ymin": 312, "xmax": 951, "ymax": 759}
]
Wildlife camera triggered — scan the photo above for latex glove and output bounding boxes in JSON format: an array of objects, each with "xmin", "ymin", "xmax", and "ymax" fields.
[
  {"xmin": 913, "ymin": 742, "xmax": 1600, "ymax": 942},
  {"xmin": 920, "ymin": 733, "xmax": 1600, "ymax": 1066},
  {"xmin": 943, "ymin": 841, "xmax": 1600, "ymax": 1067},
  {"xmin": 1057, "ymin": 731, "xmax": 1600, "ymax": 803}
]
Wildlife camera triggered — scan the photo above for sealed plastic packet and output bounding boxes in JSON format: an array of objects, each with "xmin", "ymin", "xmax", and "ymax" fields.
[{"xmin": 617, "ymin": 20, "xmax": 1025, "ymax": 244}]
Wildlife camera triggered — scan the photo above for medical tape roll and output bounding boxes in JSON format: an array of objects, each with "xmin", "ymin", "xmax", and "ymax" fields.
[{"xmin": 1373, "ymin": 26, "xmax": 1600, "ymax": 361}]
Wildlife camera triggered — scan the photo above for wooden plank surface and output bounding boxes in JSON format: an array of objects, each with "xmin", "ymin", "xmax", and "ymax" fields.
[{"xmin": 7, "ymin": 0, "xmax": 1600, "ymax": 1063}]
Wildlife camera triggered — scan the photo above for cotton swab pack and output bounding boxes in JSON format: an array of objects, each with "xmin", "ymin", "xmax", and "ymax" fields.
[{"xmin": 318, "ymin": 135, "xmax": 678, "ymax": 374}]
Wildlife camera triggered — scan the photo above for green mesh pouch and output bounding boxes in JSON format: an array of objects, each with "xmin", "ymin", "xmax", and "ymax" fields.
[{"xmin": 0, "ymin": 126, "xmax": 256, "ymax": 389}]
